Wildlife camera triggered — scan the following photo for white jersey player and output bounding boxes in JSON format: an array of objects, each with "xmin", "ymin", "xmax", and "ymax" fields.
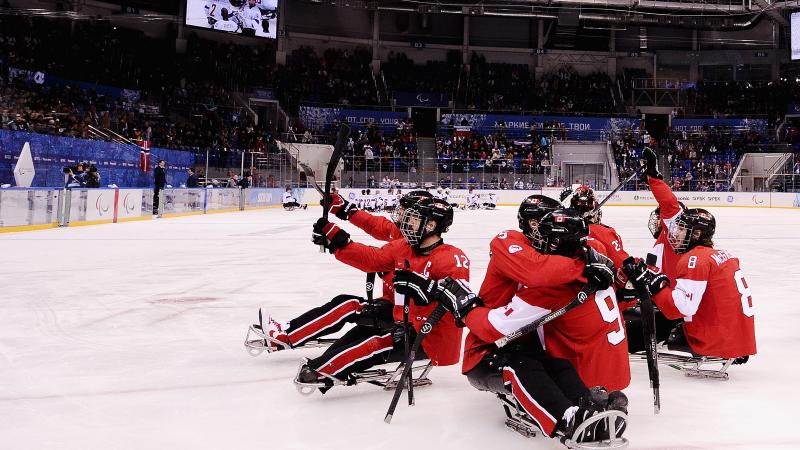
[
  {"xmin": 204, "ymin": 0, "xmax": 240, "ymax": 26},
  {"xmin": 483, "ymin": 192, "xmax": 497, "ymax": 210},
  {"xmin": 239, "ymin": 0, "xmax": 262, "ymax": 36},
  {"xmin": 465, "ymin": 189, "xmax": 479, "ymax": 209},
  {"xmin": 282, "ymin": 188, "xmax": 306, "ymax": 210},
  {"xmin": 214, "ymin": 17, "xmax": 240, "ymax": 32}
]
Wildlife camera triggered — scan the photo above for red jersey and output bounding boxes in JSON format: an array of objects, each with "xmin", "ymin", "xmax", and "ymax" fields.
[
  {"xmin": 589, "ymin": 223, "xmax": 630, "ymax": 271},
  {"xmin": 463, "ymin": 231, "xmax": 630, "ymax": 391},
  {"xmin": 348, "ymin": 210, "xmax": 401, "ymax": 300},
  {"xmin": 652, "ymin": 246, "xmax": 757, "ymax": 359},
  {"xmin": 648, "ymin": 176, "xmax": 682, "ymax": 284},
  {"xmin": 517, "ymin": 284, "xmax": 630, "ymax": 391},
  {"xmin": 334, "ymin": 239, "xmax": 469, "ymax": 366}
]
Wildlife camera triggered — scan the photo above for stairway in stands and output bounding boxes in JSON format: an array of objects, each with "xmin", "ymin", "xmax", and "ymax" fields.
[{"xmin": 417, "ymin": 137, "xmax": 437, "ymax": 184}]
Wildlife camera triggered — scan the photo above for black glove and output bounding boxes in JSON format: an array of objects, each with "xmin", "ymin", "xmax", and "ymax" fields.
[
  {"xmin": 320, "ymin": 193, "xmax": 358, "ymax": 221},
  {"xmin": 616, "ymin": 284, "xmax": 639, "ymax": 303},
  {"xmin": 312, "ymin": 217, "xmax": 350, "ymax": 253},
  {"xmin": 642, "ymin": 147, "xmax": 662, "ymax": 180},
  {"xmin": 393, "ymin": 270, "xmax": 438, "ymax": 306},
  {"xmin": 559, "ymin": 187, "xmax": 572, "ymax": 202},
  {"xmin": 390, "ymin": 322, "xmax": 410, "ymax": 344},
  {"xmin": 583, "ymin": 247, "xmax": 616, "ymax": 290},
  {"xmin": 435, "ymin": 277, "xmax": 483, "ymax": 327},
  {"xmin": 622, "ymin": 257, "xmax": 670, "ymax": 297}
]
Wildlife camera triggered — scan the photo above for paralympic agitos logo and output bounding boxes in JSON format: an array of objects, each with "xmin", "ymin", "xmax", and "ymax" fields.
[{"xmin": 95, "ymin": 193, "xmax": 112, "ymax": 216}]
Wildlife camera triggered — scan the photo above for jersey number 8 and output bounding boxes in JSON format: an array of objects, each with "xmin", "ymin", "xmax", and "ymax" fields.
[{"xmin": 734, "ymin": 269, "xmax": 755, "ymax": 318}]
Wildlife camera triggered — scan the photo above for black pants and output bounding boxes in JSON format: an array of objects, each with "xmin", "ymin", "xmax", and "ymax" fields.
[
  {"xmin": 283, "ymin": 201, "xmax": 300, "ymax": 209},
  {"xmin": 307, "ymin": 321, "xmax": 426, "ymax": 381},
  {"xmin": 285, "ymin": 295, "xmax": 393, "ymax": 346},
  {"xmin": 466, "ymin": 348, "xmax": 589, "ymax": 436},
  {"xmin": 153, "ymin": 187, "xmax": 161, "ymax": 214},
  {"xmin": 624, "ymin": 307, "xmax": 681, "ymax": 353}
]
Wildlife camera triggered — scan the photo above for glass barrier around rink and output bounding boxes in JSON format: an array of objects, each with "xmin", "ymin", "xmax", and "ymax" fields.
[
  {"xmin": 0, "ymin": 188, "xmax": 62, "ymax": 228},
  {"xmin": 160, "ymin": 188, "xmax": 207, "ymax": 216},
  {"xmin": 205, "ymin": 188, "xmax": 242, "ymax": 212}
]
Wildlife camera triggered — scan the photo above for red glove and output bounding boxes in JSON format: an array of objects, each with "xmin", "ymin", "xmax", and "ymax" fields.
[
  {"xmin": 312, "ymin": 217, "xmax": 351, "ymax": 252},
  {"xmin": 321, "ymin": 193, "xmax": 357, "ymax": 220}
]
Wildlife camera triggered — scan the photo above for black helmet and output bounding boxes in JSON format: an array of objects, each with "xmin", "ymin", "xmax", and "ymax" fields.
[
  {"xmin": 230, "ymin": 0, "xmax": 245, "ymax": 7},
  {"xmin": 399, "ymin": 198, "xmax": 453, "ymax": 251},
  {"xmin": 648, "ymin": 201, "xmax": 686, "ymax": 239},
  {"xmin": 570, "ymin": 185, "xmax": 601, "ymax": 224},
  {"xmin": 392, "ymin": 190, "xmax": 433, "ymax": 223},
  {"xmin": 518, "ymin": 195, "xmax": 561, "ymax": 240},
  {"xmin": 668, "ymin": 208, "xmax": 715, "ymax": 254},
  {"xmin": 532, "ymin": 208, "xmax": 589, "ymax": 257}
]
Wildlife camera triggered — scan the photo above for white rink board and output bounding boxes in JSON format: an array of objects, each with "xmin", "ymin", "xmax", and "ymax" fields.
[
  {"xmin": 0, "ymin": 206, "xmax": 798, "ymax": 449},
  {"xmin": 332, "ymin": 188, "xmax": 800, "ymax": 208}
]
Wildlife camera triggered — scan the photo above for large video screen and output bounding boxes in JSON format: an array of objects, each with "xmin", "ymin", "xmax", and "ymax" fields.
[
  {"xmin": 793, "ymin": 12, "xmax": 800, "ymax": 60},
  {"xmin": 185, "ymin": 0, "xmax": 278, "ymax": 39}
]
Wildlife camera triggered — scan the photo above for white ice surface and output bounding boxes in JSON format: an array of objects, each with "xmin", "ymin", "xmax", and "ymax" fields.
[{"xmin": 1, "ymin": 206, "xmax": 799, "ymax": 449}]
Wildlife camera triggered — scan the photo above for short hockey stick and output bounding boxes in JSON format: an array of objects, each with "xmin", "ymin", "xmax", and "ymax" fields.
[
  {"xmin": 624, "ymin": 253, "xmax": 661, "ymax": 414},
  {"xmin": 494, "ymin": 283, "xmax": 595, "ymax": 348},
  {"xmin": 384, "ymin": 304, "xmax": 447, "ymax": 424},
  {"xmin": 319, "ymin": 125, "xmax": 350, "ymax": 253}
]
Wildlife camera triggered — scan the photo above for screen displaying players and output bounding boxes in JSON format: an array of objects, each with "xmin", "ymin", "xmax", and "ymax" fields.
[
  {"xmin": 185, "ymin": 0, "xmax": 278, "ymax": 39},
  {"xmin": 793, "ymin": 12, "xmax": 800, "ymax": 60}
]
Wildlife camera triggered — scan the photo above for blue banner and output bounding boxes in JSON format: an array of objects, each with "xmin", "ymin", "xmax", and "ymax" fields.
[
  {"xmin": 300, "ymin": 106, "xmax": 408, "ymax": 132},
  {"xmin": 440, "ymin": 113, "xmax": 641, "ymax": 140},
  {"xmin": 8, "ymin": 67, "xmax": 140, "ymax": 100},
  {"xmin": 394, "ymin": 92, "xmax": 449, "ymax": 107},
  {"xmin": 671, "ymin": 118, "xmax": 768, "ymax": 134},
  {"xmin": 252, "ymin": 88, "xmax": 276, "ymax": 100},
  {"xmin": 0, "ymin": 130, "xmax": 195, "ymax": 188}
]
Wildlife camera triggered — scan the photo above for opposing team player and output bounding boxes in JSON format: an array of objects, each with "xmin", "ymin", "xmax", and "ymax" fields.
[
  {"xmin": 464, "ymin": 187, "xmax": 479, "ymax": 209},
  {"xmin": 204, "ymin": 0, "xmax": 242, "ymax": 27},
  {"xmin": 624, "ymin": 208, "xmax": 757, "ymax": 361},
  {"xmin": 246, "ymin": 191, "xmax": 432, "ymax": 354},
  {"xmin": 282, "ymin": 186, "xmax": 306, "ymax": 210},
  {"xmin": 295, "ymin": 197, "xmax": 468, "ymax": 390},
  {"xmin": 482, "ymin": 192, "xmax": 497, "ymax": 209},
  {"xmin": 238, "ymin": 0, "xmax": 262, "ymax": 36},
  {"xmin": 253, "ymin": 0, "xmax": 277, "ymax": 34},
  {"xmin": 401, "ymin": 204, "xmax": 627, "ymax": 444}
]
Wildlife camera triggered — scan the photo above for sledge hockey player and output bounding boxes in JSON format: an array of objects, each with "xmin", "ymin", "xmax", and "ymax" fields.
[
  {"xmin": 622, "ymin": 148, "xmax": 686, "ymax": 350},
  {"xmin": 204, "ymin": 0, "xmax": 241, "ymax": 27},
  {"xmin": 238, "ymin": 0, "xmax": 262, "ymax": 36},
  {"xmin": 562, "ymin": 185, "xmax": 630, "ymax": 270},
  {"xmin": 399, "ymin": 204, "xmax": 628, "ymax": 445},
  {"xmin": 254, "ymin": 0, "xmax": 277, "ymax": 34},
  {"xmin": 294, "ymin": 198, "xmax": 468, "ymax": 391},
  {"xmin": 482, "ymin": 192, "xmax": 497, "ymax": 209},
  {"xmin": 443, "ymin": 189, "xmax": 458, "ymax": 208},
  {"xmin": 282, "ymin": 186, "xmax": 306, "ymax": 210},
  {"xmin": 246, "ymin": 191, "xmax": 433, "ymax": 355},
  {"xmin": 624, "ymin": 207, "xmax": 757, "ymax": 362},
  {"xmin": 464, "ymin": 187, "xmax": 479, "ymax": 210},
  {"xmin": 642, "ymin": 147, "xmax": 684, "ymax": 284}
]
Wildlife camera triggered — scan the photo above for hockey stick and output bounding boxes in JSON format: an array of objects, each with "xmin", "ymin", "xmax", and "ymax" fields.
[
  {"xmin": 299, "ymin": 163, "xmax": 325, "ymax": 196},
  {"xmin": 384, "ymin": 304, "xmax": 447, "ymax": 424},
  {"xmin": 624, "ymin": 253, "xmax": 661, "ymax": 414},
  {"xmin": 401, "ymin": 260, "xmax": 414, "ymax": 407},
  {"xmin": 366, "ymin": 272, "xmax": 377, "ymax": 302},
  {"xmin": 494, "ymin": 283, "xmax": 596, "ymax": 348},
  {"xmin": 320, "ymin": 125, "xmax": 351, "ymax": 253},
  {"xmin": 588, "ymin": 163, "xmax": 645, "ymax": 215}
]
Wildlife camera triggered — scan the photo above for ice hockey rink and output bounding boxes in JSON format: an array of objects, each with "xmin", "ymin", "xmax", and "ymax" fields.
[{"xmin": 1, "ymin": 205, "xmax": 798, "ymax": 450}]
